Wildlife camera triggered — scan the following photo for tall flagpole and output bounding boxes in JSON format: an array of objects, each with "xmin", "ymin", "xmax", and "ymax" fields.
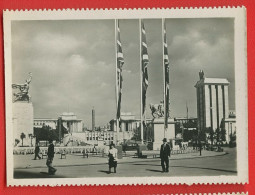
[
  {"xmin": 162, "ymin": 18, "xmax": 166, "ymax": 138},
  {"xmin": 186, "ymin": 101, "xmax": 189, "ymax": 120},
  {"xmin": 139, "ymin": 19, "xmax": 144, "ymax": 144},
  {"xmin": 115, "ymin": 19, "xmax": 119, "ymax": 144}
]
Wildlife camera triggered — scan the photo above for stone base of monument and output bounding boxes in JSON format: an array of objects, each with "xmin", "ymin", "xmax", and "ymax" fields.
[
  {"xmin": 151, "ymin": 118, "xmax": 175, "ymax": 150},
  {"xmin": 13, "ymin": 102, "xmax": 34, "ymax": 146}
]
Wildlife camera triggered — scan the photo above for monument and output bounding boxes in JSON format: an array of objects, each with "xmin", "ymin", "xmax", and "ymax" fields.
[
  {"xmin": 195, "ymin": 70, "xmax": 230, "ymax": 132},
  {"xmin": 12, "ymin": 72, "xmax": 34, "ymax": 147},
  {"xmin": 149, "ymin": 101, "xmax": 175, "ymax": 150}
]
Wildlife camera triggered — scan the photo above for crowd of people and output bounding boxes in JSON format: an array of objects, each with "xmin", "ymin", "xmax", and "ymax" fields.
[{"xmin": 33, "ymin": 138, "xmax": 171, "ymax": 175}]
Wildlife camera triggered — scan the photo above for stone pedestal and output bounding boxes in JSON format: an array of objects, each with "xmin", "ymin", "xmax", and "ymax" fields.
[
  {"xmin": 152, "ymin": 118, "xmax": 175, "ymax": 150},
  {"xmin": 12, "ymin": 102, "xmax": 34, "ymax": 146}
]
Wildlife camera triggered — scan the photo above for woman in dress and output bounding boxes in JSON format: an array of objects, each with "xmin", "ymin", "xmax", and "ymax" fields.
[{"xmin": 108, "ymin": 143, "xmax": 118, "ymax": 173}]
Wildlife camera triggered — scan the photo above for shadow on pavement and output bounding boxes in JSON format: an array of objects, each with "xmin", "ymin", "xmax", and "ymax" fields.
[
  {"xmin": 14, "ymin": 170, "xmax": 65, "ymax": 178},
  {"xmin": 171, "ymin": 165, "xmax": 237, "ymax": 174},
  {"xmin": 146, "ymin": 169, "xmax": 163, "ymax": 173},
  {"xmin": 131, "ymin": 163, "xmax": 161, "ymax": 167},
  {"xmin": 98, "ymin": 170, "xmax": 110, "ymax": 174},
  {"xmin": 40, "ymin": 172, "xmax": 49, "ymax": 175}
]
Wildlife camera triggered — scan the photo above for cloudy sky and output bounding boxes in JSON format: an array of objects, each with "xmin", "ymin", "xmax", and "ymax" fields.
[{"xmin": 11, "ymin": 18, "xmax": 235, "ymax": 128}]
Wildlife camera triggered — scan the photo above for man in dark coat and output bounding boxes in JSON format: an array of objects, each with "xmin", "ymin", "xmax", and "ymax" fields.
[
  {"xmin": 46, "ymin": 139, "xmax": 57, "ymax": 175},
  {"xmin": 34, "ymin": 142, "xmax": 41, "ymax": 160},
  {"xmin": 160, "ymin": 138, "xmax": 171, "ymax": 172}
]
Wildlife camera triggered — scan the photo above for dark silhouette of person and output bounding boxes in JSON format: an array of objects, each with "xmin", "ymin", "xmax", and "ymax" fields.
[
  {"xmin": 46, "ymin": 139, "xmax": 57, "ymax": 175},
  {"xmin": 34, "ymin": 142, "xmax": 41, "ymax": 160},
  {"xmin": 160, "ymin": 138, "xmax": 171, "ymax": 173}
]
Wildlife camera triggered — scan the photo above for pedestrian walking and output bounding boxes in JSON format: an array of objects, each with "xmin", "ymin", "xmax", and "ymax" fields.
[
  {"xmin": 34, "ymin": 142, "xmax": 41, "ymax": 160},
  {"xmin": 46, "ymin": 139, "xmax": 57, "ymax": 175},
  {"xmin": 108, "ymin": 143, "xmax": 118, "ymax": 174},
  {"xmin": 160, "ymin": 138, "xmax": 171, "ymax": 173}
]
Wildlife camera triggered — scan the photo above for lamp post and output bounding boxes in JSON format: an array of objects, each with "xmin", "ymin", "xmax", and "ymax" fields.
[
  {"xmin": 230, "ymin": 122, "xmax": 233, "ymax": 144},
  {"xmin": 198, "ymin": 129, "xmax": 202, "ymax": 156}
]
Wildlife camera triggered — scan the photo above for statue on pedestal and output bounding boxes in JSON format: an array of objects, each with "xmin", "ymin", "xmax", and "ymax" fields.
[
  {"xmin": 150, "ymin": 100, "xmax": 164, "ymax": 118},
  {"xmin": 12, "ymin": 72, "xmax": 32, "ymax": 103},
  {"xmin": 199, "ymin": 70, "xmax": 204, "ymax": 80},
  {"xmin": 150, "ymin": 100, "xmax": 171, "ymax": 119}
]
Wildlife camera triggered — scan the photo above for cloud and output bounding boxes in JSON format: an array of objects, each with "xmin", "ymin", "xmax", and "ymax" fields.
[
  {"xmin": 11, "ymin": 18, "xmax": 235, "ymax": 127},
  {"xmin": 33, "ymin": 32, "xmax": 81, "ymax": 55}
]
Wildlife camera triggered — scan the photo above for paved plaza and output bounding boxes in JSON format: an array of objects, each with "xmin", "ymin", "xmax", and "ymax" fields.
[{"xmin": 13, "ymin": 147, "xmax": 236, "ymax": 178}]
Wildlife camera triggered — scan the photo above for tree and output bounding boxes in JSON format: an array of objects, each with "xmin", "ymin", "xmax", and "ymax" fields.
[
  {"xmin": 215, "ymin": 127, "xmax": 226, "ymax": 144},
  {"xmin": 229, "ymin": 131, "xmax": 236, "ymax": 147},
  {"xmin": 34, "ymin": 126, "xmax": 50, "ymax": 141},
  {"xmin": 215, "ymin": 128, "xmax": 220, "ymax": 142},
  {"xmin": 131, "ymin": 126, "xmax": 141, "ymax": 141},
  {"xmin": 175, "ymin": 122, "xmax": 182, "ymax": 136},
  {"xmin": 55, "ymin": 123, "xmax": 68, "ymax": 143},
  {"xmin": 48, "ymin": 129, "xmax": 59, "ymax": 141},
  {"xmin": 205, "ymin": 127, "xmax": 214, "ymax": 145},
  {"xmin": 15, "ymin": 139, "xmax": 20, "ymax": 146},
  {"xmin": 198, "ymin": 129, "xmax": 206, "ymax": 142},
  {"xmin": 220, "ymin": 128, "xmax": 226, "ymax": 142},
  {"xmin": 20, "ymin": 132, "xmax": 26, "ymax": 146}
]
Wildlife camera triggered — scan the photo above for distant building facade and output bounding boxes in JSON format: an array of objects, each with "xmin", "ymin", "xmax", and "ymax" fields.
[
  {"xmin": 174, "ymin": 117, "xmax": 197, "ymax": 128},
  {"xmin": 109, "ymin": 112, "xmax": 143, "ymax": 142},
  {"xmin": 174, "ymin": 117, "xmax": 197, "ymax": 138},
  {"xmin": 195, "ymin": 71, "xmax": 236, "ymax": 143},
  {"xmin": 34, "ymin": 112, "xmax": 83, "ymax": 133},
  {"xmin": 195, "ymin": 71, "xmax": 230, "ymax": 132},
  {"xmin": 67, "ymin": 130, "xmax": 116, "ymax": 146},
  {"xmin": 34, "ymin": 118, "xmax": 57, "ymax": 129},
  {"xmin": 61, "ymin": 112, "xmax": 83, "ymax": 133},
  {"xmin": 221, "ymin": 110, "xmax": 236, "ymax": 143}
]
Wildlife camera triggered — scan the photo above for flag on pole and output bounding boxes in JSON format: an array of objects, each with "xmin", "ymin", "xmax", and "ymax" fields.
[
  {"xmin": 141, "ymin": 20, "xmax": 149, "ymax": 124},
  {"xmin": 116, "ymin": 20, "xmax": 124, "ymax": 126},
  {"xmin": 163, "ymin": 19, "xmax": 170, "ymax": 129},
  {"xmin": 186, "ymin": 101, "xmax": 189, "ymax": 119}
]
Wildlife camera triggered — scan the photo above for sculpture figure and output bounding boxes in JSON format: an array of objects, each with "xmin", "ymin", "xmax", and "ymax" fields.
[
  {"xmin": 150, "ymin": 100, "xmax": 164, "ymax": 118},
  {"xmin": 12, "ymin": 72, "xmax": 32, "ymax": 103},
  {"xmin": 199, "ymin": 70, "xmax": 204, "ymax": 80}
]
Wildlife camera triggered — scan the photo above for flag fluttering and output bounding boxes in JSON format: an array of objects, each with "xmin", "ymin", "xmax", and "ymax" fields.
[
  {"xmin": 141, "ymin": 20, "xmax": 149, "ymax": 125},
  {"xmin": 163, "ymin": 19, "xmax": 170, "ymax": 129},
  {"xmin": 116, "ymin": 20, "xmax": 124, "ymax": 127}
]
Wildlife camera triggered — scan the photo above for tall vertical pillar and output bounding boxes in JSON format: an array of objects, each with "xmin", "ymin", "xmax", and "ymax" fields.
[
  {"xmin": 211, "ymin": 85, "xmax": 217, "ymax": 130},
  {"xmin": 196, "ymin": 87, "xmax": 201, "ymax": 131},
  {"xmin": 215, "ymin": 85, "xmax": 219, "ymax": 129},
  {"xmin": 92, "ymin": 107, "xmax": 95, "ymax": 131},
  {"xmin": 199, "ymin": 86, "xmax": 204, "ymax": 131},
  {"xmin": 224, "ymin": 85, "xmax": 229, "ymax": 118},
  {"xmin": 205, "ymin": 85, "xmax": 211, "ymax": 127},
  {"xmin": 209, "ymin": 85, "xmax": 213, "ymax": 130},
  {"xmin": 217, "ymin": 85, "xmax": 223, "ymax": 128},
  {"xmin": 58, "ymin": 117, "xmax": 62, "ymax": 143}
]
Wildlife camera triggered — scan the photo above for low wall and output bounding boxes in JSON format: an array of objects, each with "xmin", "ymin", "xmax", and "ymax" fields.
[
  {"xmin": 13, "ymin": 146, "xmax": 106, "ymax": 155},
  {"xmin": 171, "ymin": 148, "xmax": 198, "ymax": 155}
]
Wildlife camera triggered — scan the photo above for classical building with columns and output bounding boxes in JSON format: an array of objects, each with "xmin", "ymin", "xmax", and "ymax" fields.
[
  {"xmin": 109, "ymin": 112, "xmax": 140, "ymax": 142},
  {"xmin": 34, "ymin": 112, "xmax": 83, "ymax": 133},
  {"xmin": 195, "ymin": 71, "xmax": 230, "ymax": 132}
]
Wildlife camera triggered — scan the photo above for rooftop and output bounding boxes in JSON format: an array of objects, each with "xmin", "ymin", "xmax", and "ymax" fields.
[{"xmin": 195, "ymin": 77, "xmax": 229, "ymax": 87}]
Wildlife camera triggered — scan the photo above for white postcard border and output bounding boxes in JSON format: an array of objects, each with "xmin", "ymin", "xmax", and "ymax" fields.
[{"xmin": 4, "ymin": 7, "xmax": 248, "ymax": 186}]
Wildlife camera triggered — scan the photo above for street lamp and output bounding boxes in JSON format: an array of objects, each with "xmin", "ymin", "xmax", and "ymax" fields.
[{"xmin": 230, "ymin": 122, "xmax": 233, "ymax": 145}]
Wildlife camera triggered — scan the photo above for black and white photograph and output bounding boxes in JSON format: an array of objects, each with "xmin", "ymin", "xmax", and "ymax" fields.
[{"xmin": 4, "ymin": 8, "xmax": 247, "ymax": 186}]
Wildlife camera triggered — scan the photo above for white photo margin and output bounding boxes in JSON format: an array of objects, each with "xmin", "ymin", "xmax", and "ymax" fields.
[{"xmin": 3, "ymin": 7, "xmax": 248, "ymax": 186}]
